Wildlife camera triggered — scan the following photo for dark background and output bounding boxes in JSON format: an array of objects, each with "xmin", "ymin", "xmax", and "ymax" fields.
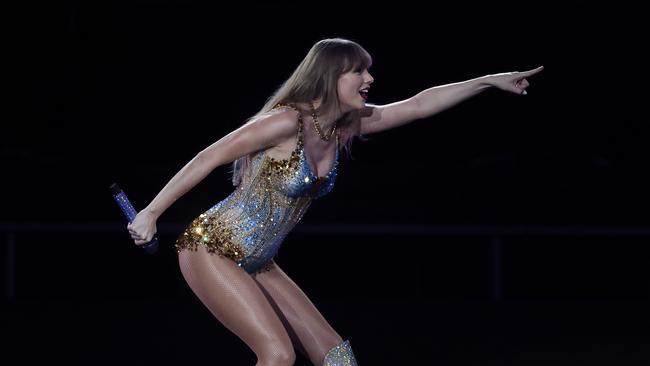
[{"xmin": 2, "ymin": 1, "xmax": 649, "ymax": 365}]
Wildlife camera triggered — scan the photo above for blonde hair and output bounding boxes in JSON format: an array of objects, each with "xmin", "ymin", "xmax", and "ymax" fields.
[{"xmin": 231, "ymin": 38, "xmax": 372, "ymax": 185}]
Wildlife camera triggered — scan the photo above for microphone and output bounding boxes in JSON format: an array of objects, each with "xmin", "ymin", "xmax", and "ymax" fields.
[{"xmin": 110, "ymin": 183, "xmax": 159, "ymax": 254}]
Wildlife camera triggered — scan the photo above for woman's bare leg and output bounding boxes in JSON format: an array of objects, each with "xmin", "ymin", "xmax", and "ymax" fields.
[
  {"xmin": 178, "ymin": 245, "xmax": 296, "ymax": 366},
  {"xmin": 253, "ymin": 262, "xmax": 345, "ymax": 365}
]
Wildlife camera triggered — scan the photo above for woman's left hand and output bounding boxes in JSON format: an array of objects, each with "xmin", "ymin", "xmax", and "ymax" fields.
[{"xmin": 488, "ymin": 65, "xmax": 544, "ymax": 95}]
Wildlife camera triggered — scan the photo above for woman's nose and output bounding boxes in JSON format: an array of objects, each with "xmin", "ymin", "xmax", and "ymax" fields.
[{"xmin": 365, "ymin": 72, "xmax": 374, "ymax": 84}]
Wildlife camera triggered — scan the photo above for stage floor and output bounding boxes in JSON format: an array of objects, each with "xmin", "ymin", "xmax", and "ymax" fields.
[{"xmin": 2, "ymin": 299, "xmax": 648, "ymax": 365}]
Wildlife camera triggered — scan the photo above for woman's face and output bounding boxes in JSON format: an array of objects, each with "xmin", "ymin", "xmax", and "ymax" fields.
[{"xmin": 337, "ymin": 67, "xmax": 374, "ymax": 112}]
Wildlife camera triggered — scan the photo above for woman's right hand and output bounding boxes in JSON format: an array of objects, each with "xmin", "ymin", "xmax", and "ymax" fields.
[{"xmin": 127, "ymin": 210, "xmax": 158, "ymax": 246}]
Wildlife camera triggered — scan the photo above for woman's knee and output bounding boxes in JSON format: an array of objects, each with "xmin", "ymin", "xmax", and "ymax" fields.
[{"xmin": 256, "ymin": 339, "xmax": 296, "ymax": 366}]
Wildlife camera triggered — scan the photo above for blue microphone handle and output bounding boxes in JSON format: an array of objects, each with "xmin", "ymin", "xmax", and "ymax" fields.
[{"xmin": 110, "ymin": 183, "xmax": 159, "ymax": 254}]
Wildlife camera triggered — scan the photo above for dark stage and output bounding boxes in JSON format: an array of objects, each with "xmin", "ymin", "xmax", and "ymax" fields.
[{"xmin": 3, "ymin": 1, "xmax": 649, "ymax": 365}]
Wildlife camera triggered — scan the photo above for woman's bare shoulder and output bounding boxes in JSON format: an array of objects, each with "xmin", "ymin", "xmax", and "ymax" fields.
[{"xmin": 243, "ymin": 106, "xmax": 301, "ymax": 144}]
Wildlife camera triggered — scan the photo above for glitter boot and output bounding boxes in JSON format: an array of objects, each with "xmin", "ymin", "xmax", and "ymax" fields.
[{"xmin": 322, "ymin": 339, "xmax": 358, "ymax": 366}]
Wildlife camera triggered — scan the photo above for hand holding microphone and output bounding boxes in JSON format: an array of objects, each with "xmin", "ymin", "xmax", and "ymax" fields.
[
  {"xmin": 128, "ymin": 211, "xmax": 158, "ymax": 247},
  {"xmin": 110, "ymin": 183, "xmax": 159, "ymax": 254}
]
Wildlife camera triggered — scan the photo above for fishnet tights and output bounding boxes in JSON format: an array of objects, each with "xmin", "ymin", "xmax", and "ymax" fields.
[{"xmin": 179, "ymin": 245, "xmax": 343, "ymax": 365}]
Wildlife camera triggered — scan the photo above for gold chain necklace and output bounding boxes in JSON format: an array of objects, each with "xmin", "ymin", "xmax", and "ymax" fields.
[{"xmin": 309, "ymin": 101, "xmax": 336, "ymax": 141}]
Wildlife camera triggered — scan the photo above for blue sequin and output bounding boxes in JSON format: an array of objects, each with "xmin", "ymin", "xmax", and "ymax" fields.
[{"xmin": 176, "ymin": 104, "xmax": 339, "ymax": 274}]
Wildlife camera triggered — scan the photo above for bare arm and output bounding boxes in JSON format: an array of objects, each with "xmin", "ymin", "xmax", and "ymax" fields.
[
  {"xmin": 127, "ymin": 109, "xmax": 298, "ymax": 244},
  {"xmin": 360, "ymin": 66, "xmax": 543, "ymax": 135},
  {"xmin": 145, "ymin": 110, "xmax": 297, "ymax": 218}
]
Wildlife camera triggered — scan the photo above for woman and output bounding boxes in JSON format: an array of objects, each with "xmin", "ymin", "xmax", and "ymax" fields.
[{"xmin": 128, "ymin": 38, "xmax": 543, "ymax": 365}]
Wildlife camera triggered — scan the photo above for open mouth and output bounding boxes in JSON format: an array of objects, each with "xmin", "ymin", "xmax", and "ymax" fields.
[{"xmin": 359, "ymin": 88, "xmax": 369, "ymax": 100}]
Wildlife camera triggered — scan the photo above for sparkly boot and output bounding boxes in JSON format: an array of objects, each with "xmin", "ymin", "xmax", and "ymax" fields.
[{"xmin": 322, "ymin": 339, "xmax": 358, "ymax": 366}]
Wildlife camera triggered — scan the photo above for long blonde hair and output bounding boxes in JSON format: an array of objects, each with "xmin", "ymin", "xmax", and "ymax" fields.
[{"xmin": 231, "ymin": 38, "xmax": 372, "ymax": 185}]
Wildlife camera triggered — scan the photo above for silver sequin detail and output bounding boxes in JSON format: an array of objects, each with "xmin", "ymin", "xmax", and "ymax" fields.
[
  {"xmin": 322, "ymin": 340, "xmax": 358, "ymax": 366},
  {"xmin": 176, "ymin": 104, "xmax": 338, "ymax": 274}
]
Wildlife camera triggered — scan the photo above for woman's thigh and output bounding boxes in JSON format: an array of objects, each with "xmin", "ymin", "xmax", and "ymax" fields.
[
  {"xmin": 253, "ymin": 262, "xmax": 343, "ymax": 365},
  {"xmin": 178, "ymin": 246, "xmax": 295, "ymax": 362}
]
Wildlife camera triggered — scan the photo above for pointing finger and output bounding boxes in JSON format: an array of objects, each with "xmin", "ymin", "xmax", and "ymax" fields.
[{"xmin": 522, "ymin": 65, "xmax": 544, "ymax": 77}]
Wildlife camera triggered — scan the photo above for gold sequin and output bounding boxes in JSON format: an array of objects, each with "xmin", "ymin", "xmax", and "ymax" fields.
[
  {"xmin": 175, "ymin": 214, "xmax": 246, "ymax": 262},
  {"xmin": 175, "ymin": 103, "xmax": 325, "ymax": 274}
]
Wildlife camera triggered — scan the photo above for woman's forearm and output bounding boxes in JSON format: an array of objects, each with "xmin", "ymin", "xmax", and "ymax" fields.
[
  {"xmin": 144, "ymin": 153, "xmax": 216, "ymax": 219},
  {"xmin": 413, "ymin": 75, "xmax": 493, "ymax": 118}
]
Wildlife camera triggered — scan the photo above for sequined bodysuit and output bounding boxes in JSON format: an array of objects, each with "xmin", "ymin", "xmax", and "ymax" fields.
[{"xmin": 175, "ymin": 105, "xmax": 339, "ymax": 274}]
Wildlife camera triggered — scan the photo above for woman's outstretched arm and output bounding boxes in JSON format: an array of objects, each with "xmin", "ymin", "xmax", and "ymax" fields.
[
  {"xmin": 127, "ymin": 109, "xmax": 299, "ymax": 245},
  {"xmin": 359, "ymin": 66, "xmax": 543, "ymax": 135}
]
